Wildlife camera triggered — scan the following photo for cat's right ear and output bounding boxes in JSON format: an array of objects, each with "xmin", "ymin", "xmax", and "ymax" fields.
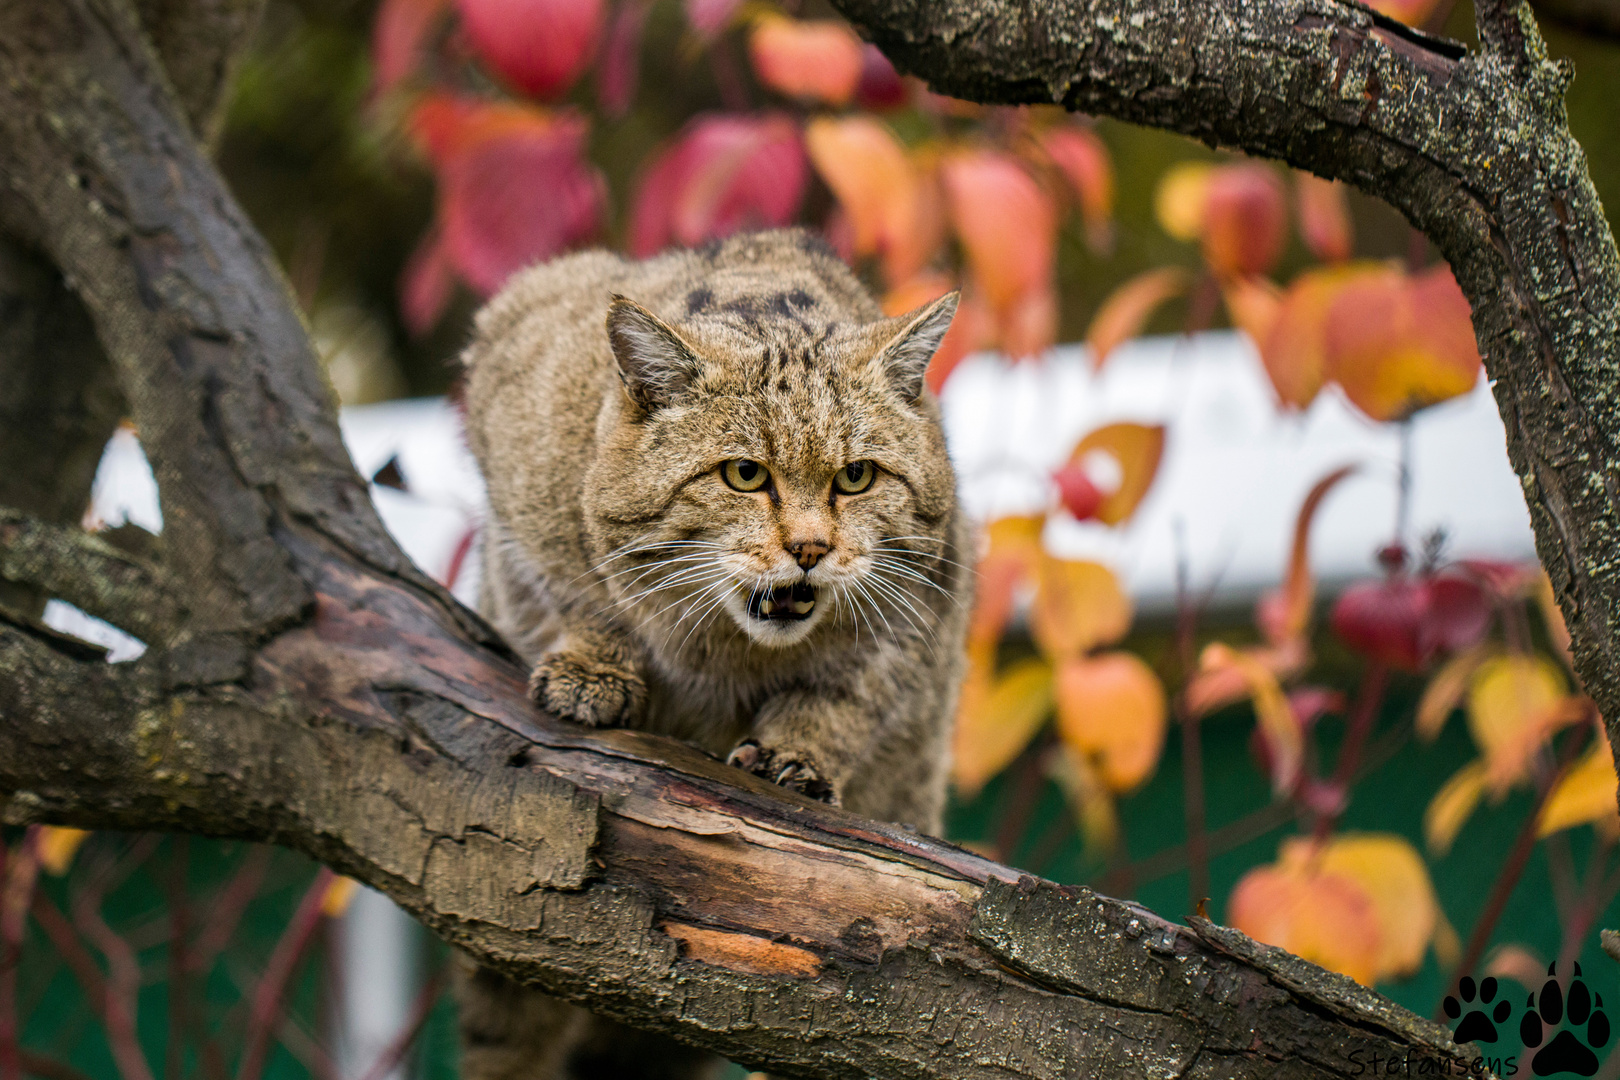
[{"xmin": 606, "ymin": 296, "xmax": 701, "ymax": 412}]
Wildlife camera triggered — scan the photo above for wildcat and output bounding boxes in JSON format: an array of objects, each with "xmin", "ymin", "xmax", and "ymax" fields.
[{"xmin": 455, "ymin": 229, "xmax": 972, "ymax": 1080}]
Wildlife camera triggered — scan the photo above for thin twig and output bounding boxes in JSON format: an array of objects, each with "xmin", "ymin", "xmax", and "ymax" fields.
[
  {"xmin": 358, "ymin": 966, "xmax": 448, "ymax": 1080},
  {"xmin": 235, "ymin": 868, "xmax": 334, "ymax": 1080},
  {"xmin": 165, "ymin": 837, "xmax": 189, "ymax": 1080},
  {"xmin": 1435, "ymin": 724, "xmax": 1590, "ymax": 1019},
  {"xmin": 189, "ymin": 846, "xmax": 272, "ymax": 975},
  {"xmin": 71, "ymin": 838, "xmax": 159, "ymax": 1080},
  {"xmin": 1313, "ymin": 661, "xmax": 1390, "ymax": 840},
  {"xmin": 0, "ymin": 828, "xmax": 42, "ymax": 1080}
]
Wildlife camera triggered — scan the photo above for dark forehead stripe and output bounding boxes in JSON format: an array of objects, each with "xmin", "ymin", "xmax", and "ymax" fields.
[{"xmin": 685, "ymin": 287, "xmax": 714, "ymax": 315}]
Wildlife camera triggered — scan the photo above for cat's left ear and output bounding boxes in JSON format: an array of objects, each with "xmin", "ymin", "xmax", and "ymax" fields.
[
  {"xmin": 606, "ymin": 295, "xmax": 703, "ymax": 413},
  {"xmin": 871, "ymin": 291, "xmax": 958, "ymax": 402}
]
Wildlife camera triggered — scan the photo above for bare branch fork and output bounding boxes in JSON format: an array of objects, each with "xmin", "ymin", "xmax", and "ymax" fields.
[{"xmin": 0, "ymin": 0, "xmax": 1610, "ymax": 1075}]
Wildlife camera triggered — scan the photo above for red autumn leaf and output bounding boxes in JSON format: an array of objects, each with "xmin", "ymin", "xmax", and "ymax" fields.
[
  {"xmin": 1255, "ymin": 465, "xmax": 1358, "ymax": 648},
  {"xmin": 1053, "ymin": 462, "xmax": 1104, "ymax": 521},
  {"xmin": 1037, "ymin": 126, "xmax": 1115, "ymax": 253},
  {"xmin": 684, "ymin": 0, "xmax": 740, "ymax": 37},
  {"xmin": 372, "ymin": 0, "xmax": 451, "ymax": 97},
  {"xmin": 1085, "ymin": 268, "xmax": 1188, "ymax": 372},
  {"xmin": 455, "ymin": 0, "xmax": 605, "ymax": 99},
  {"xmin": 595, "ymin": 0, "xmax": 652, "ymax": 116},
  {"xmin": 748, "ymin": 15, "xmax": 864, "ymax": 107},
  {"xmin": 941, "ymin": 150, "xmax": 1057, "ymax": 359},
  {"xmin": 413, "ymin": 99, "xmax": 607, "ymax": 295},
  {"xmin": 1201, "ymin": 163, "xmax": 1287, "ymax": 279},
  {"xmin": 1329, "ymin": 572, "xmax": 1490, "ymax": 672},
  {"xmin": 1323, "ymin": 263, "xmax": 1481, "ymax": 421},
  {"xmin": 629, "ymin": 113, "xmax": 808, "ymax": 256},
  {"xmin": 969, "ymin": 515, "xmax": 1044, "ymax": 646},
  {"xmin": 854, "ymin": 45, "xmax": 907, "ymax": 110},
  {"xmin": 1295, "ymin": 172, "xmax": 1353, "ymax": 262},
  {"xmin": 400, "ymin": 224, "xmax": 456, "ymax": 335}
]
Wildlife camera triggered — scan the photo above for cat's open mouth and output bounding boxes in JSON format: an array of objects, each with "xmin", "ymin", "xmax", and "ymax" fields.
[{"xmin": 747, "ymin": 581, "xmax": 816, "ymax": 621}]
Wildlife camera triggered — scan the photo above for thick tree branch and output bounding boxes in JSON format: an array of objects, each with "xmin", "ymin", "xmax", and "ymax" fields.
[
  {"xmin": 832, "ymin": 0, "xmax": 1620, "ymax": 777},
  {"xmin": 0, "ymin": 511, "xmax": 179, "ymax": 645}
]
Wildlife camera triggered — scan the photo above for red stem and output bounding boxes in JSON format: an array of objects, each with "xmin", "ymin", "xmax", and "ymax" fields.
[
  {"xmin": 189, "ymin": 846, "xmax": 271, "ymax": 975},
  {"xmin": 235, "ymin": 868, "xmax": 334, "ymax": 1080},
  {"xmin": 0, "ymin": 828, "xmax": 42, "ymax": 1080},
  {"xmin": 358, "ymin": 967, "xmax": 448, "ymax": 1080},
  {"xmin": 72, "ymin": 855, "xmax": 156, "ymax": 1080},
  {"xmin": 165, "ymin": 838, "xmax": 189, "ymax": 1080},
  {"xmin": 1313, "ymin": 661, "xmax": 1390, "ymax": 840},
  {"xmin": 1434, "ymin": 724, "xmax": 1589, "ymax": 1019}
]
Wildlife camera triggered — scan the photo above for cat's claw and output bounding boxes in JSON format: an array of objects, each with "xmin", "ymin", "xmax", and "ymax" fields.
[
  {"xmin": 529, "ymin": 650, "xmax": 648, "ymax": 729},
  {"xmin": 726, "ymin": 740, "xmax": 839, "ymax": 805}
]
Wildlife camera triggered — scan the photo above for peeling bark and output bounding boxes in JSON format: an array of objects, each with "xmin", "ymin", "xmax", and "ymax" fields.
[{"xmin": 0, "ymin": 0, "xmax": 1615, "ymax": 1076}]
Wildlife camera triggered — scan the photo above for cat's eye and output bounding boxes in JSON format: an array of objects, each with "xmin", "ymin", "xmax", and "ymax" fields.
[
  {"xmin": 722, "ymin": 459, "xmax": 770, "ymax": 492},
  {"xmin": 833, "ymin": 460, "xmax": 876, "ymax": 495}
]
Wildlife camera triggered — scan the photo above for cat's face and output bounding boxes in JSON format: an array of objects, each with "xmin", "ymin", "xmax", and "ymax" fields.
[{"xmin": 584, "ymin": 294, "xmax": 959, "ymax": 652}]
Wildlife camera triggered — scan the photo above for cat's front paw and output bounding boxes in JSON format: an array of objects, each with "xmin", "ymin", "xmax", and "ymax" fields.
[
  {"xmin": 529, "ymin": 650, "xmax": 647, "ymax": 729},
  {"xmin": 726, "ymin": 740, "xmax": 839, "ymax": 805}
]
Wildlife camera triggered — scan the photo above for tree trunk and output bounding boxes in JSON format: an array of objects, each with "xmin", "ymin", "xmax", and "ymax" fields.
[{"xmin": 0, "ymin": 0, "xmax": 1613, "ymax": 1076}]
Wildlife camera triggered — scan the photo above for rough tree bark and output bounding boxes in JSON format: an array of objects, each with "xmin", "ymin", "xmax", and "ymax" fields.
[{"xmin": 0, "ymin": 0, "xmax": 1613, "ymax": 1077}]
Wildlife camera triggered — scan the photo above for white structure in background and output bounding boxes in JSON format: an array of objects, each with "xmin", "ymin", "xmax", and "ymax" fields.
[{"xmin": 49, "ymin": 330, "xmax": 1537, "ymax": 1074}]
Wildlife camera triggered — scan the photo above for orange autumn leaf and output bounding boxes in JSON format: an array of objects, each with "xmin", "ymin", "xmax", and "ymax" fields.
[
  {"xmin": 1201, "ymin": 164, "xmax": 1287, "ymax": 279},
  {"xmin": 951, "ymin": 656, "xmax": 1054, "ymax": 796},
  {"xmin": 941, "ymin": 150, "xmax": 1057, "ymax": 357},
  {"xmin": 322, "ymin": 875, "xmax": 361, "ymax": 917},
  {"xmin": 1228, "ymin": 849, "xmax": 1381, "ymax": 986},
  {"xmin": 747, "ymin": 15, "xmax": 864, "ymax": 106},
  {"xmin": 1365, "ymin": 0, "xmax": 1448, "ymax": 24},
  {"xmin": 37, "ymin": 826, "xmax": 91, "ymax": 876},
  {"xmin": 1310, "ymin": 833, "xmax": 1441, "ymax": 981},
  {"xmin": 1054, "ymin": 651, "xmax": 1168, "ymax": 792},
  {"xmin": 805, "ymin": 117, "xmax": 941, "ymax": 285},
  {"xmin": 1030, "ymin": 556, "xmax": 1133, "ymax": 660},
  {"xmin": 1295, "ymin": 173, "xmax": 1353, "ymax": 262},
  {"xmin": 969, "ymin": 515, "xmax": 1044, "ymax": 645},
  {"xmin": 1258, "ymin": 262, "xmax": 1391, "ymax": 410},
  {"xmin": 1324, "ymin": 264, "xmax": 1481, "ymax": 421},
  {"xmin": 1036, "ymin": 125, "xmax": 1114, "ymax": 252},
  {"xmin": 1222, "ymin": 275, "xmax": 1282, "ymax": 347},
  {"xmin": 1255, "ymin": 464, "xmax": 1358, "ymax": 648},
  {"xmin": 1426, "ymin": 760, "xmax": 1488, "ymax": 855},
  {"xmin": 1085, "ymin": 268, "xmax": 1188, "ymax": 372},
  {"xmin": 1064, "ymin": 422, "xmax": 1167, "ymax": 526},
  {"xmin": 1538, "ymin": 741, "xmax": 1620, "ymax": 839},
  {"xmin": 1197, "ymin": 642, "xmax": 1303, "ymax": 793},
  {"xmin": 1154, "ymin": 160, "xmax": 1213, "ymax": 241}
]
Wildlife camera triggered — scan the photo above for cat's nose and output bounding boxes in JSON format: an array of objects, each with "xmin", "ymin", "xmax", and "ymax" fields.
[{"xmin": 787, "ymin": 539, "xmax": 830, "ymax": 570}]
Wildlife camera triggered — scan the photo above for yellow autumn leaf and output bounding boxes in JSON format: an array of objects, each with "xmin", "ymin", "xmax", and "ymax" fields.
[
  {"xmin": 1154, "ymin": 161, "xmax": 1213, "ymax": 241},
  {"xmin": 1308, "ymin": 833, "xmax": 1441, "ymax": 981},
  {"xmin": 1046, "ymin": 744, "xmax": 1120, "ymax": 856},
  {"xmin": 1417, "ymin": 645, "xmax": 1492, "ymax": 742},
  {"xmin": 1468, "ymin": 654, "xmax": 1566, "ymax": 790},
  {"xmin": 1426, "ymin": 760, "xmax": 1488, "ymax": 856},
  {"xmin": 1054, "ymin": 651, "xmax": 1168, "ymax": 793},
  {"xmin": 37, "ymin": 826, "xmax": 91, "ymax": 876},
  {"xmin": 1030, "ymin": 555, "xmax": 1133, "ymax": 660},
  {"xmin": 1065, "ymin": 422, "xmax": 1167, "ymax": 527},
  {"xmin": 1198, "ymin": 642, "xmax": 1302, "ymax": 794},
  {"xmin": 969, "ymin": 515, "xmax": 1044, "ymax": 646},
  {"xmin": 951, "ymin": 656, "xmax": 1055, "ymax": 796},
  {"xmin": 1538, "ymin": 742, "xmax": 1620, "ymax": 838},
  {"xmin": 321, "ymin": 875, "xmax": 360, "ymax": 918}
]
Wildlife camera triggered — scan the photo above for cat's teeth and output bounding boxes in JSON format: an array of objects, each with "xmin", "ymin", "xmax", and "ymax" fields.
[
  {"xmin": 760, "ymin": 598, "xmax": 777, "ymax": 615},
  {"xmin": 790, "ymin": 597, "xmax": 814, "ymax": 615}
]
